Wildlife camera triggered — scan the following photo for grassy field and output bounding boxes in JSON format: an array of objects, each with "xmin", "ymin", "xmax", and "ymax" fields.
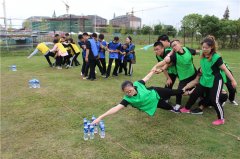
[{"xmin": 1, "ymin": 47, "xmax": 240, "ymax": 159}]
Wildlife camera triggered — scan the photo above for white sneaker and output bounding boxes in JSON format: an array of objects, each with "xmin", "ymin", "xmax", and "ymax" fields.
[
  {"xmin": 57, "ymin": 66, "xmax": 62, "ymax": 69},
  {"xmin": 222, "ymin": 102, "xmax": 226, "ymax": 107},
  {"xmin": 230, "ymin": 100, "xmax": 239, "ymax": 106},
  {"xmin": 174, "ymin": 104, "xmax": 181, "ymax": 111}
]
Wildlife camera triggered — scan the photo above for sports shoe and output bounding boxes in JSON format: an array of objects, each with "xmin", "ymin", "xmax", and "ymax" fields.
[
  {"xmin": 222, "ymin": 102, "xmax": 226, "ymax": 107},
  {"xmin": 212, "ymin": 119, "xmax": 225, "ymax": 126},
  {"xmin": 173, "ymin": 104, "xmax": 181, "ymax": 111},
  {"xmin": 191, "ymin": 108, "xmax": 203, "ymax": 115},
  {"xmin": 170, "ymin": 109, "xmax": 180, "ymax": 113},
  {"xmin": 57, "ymin": 66, "xmax": 62, "ymax": 69},
  {"xmin": 180, "ymin": 107, "xmax": 190, "ymax": 113},
  {"xmin": 230, "ymin": 100, "xmax": 238, "ymax": 106}
]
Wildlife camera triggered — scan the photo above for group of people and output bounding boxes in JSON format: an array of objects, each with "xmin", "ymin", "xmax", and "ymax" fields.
[
  {"xmin": 28, "ymin": 32, "xmax": 136, "ymax": 81},
  {"xmin": 92, "ymin": 34, "xmax": 238, "ymax": 126}
]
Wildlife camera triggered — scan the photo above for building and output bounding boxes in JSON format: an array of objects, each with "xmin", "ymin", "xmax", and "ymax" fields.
[
  {"xmin": 24, "ymin": 14, "xmax": 94, "ymax": 33},
  {"xmin": 109, "ymin": 14, "xmax": 141, "ymax": 29}
]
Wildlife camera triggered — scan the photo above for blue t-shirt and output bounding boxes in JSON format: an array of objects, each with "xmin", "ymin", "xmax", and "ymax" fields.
[
  {"xmin": 108, "ymin": 41, "xmax": 121, "ymax": 59},
  {"xmin": 126, "ymin": 43, "xmax": 135, "ymax": 60},
  {"xmin": 99, "ymin": 40, "xmax": 107, "ymax": 59},
  {"xmin": 78, "ymin": 41, "xmax": 86, "ymax": 58}
]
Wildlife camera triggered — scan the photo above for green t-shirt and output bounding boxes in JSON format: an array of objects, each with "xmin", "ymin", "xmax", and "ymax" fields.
[
  {"xmin": 200, "ymin": 53, "xmax": 221, "ymax": 87},
  {"xmin": 123, "ymin": 81, "xmax": 160, "ymax": 116},
  {"xmin": 176, "ymin": 47, "xmax": 195, "ymax": 80}
]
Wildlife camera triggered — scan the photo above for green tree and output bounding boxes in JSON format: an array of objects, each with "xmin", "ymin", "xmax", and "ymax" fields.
[
  {"xmin": 153, "ymin": 24, "xmax": 162, "ymax": 35},
  {"xmin": 162, "ymin": 25, "xmax": 177, "ymax": 37},
  {"xmin": 141, "ymin": 25, "xmax": 152, "ymax": 35},
  {"xmin": 223, "ymin": 6, "xmax": 230, "ymax": 20},
  {"xmin": 181, "ymin": 13, "xmax": 202, "ymax": 47},
  {"xmin": 199, "ymin": 15, "xmax": 220, "ymax": 38},
  {"xmin": 106, "ymin": 24, "xmax": 114, "ymax": 35},
  {"xmin": 120, "ymin": 26, "xmax": 126, "ymax": 35}
]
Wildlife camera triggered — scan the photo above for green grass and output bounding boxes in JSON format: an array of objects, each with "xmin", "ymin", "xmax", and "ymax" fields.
[{"xmin": 1, "ymin": 47, "xmax": 240, "ymax": 159}]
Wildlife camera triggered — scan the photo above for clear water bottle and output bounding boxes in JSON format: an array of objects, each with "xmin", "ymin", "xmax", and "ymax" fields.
[
  {"xmin": 35, "ymin": 79, "xmax": 40, "ymax": 88},
  {"xmin": 87, "ymin": 121, "xmax": 91, "ymax": 136},
  {"xmin": 89, "ymin": 125, "xmax": 94, "ymax": 139},
  {"xmin": 32, "ymin": 79, "xmax": 37, "ymax": 88},
  {"xmin": 99, "ymin": 122, "xmax": 105, "ymax": 138},
  {"xmin": 83, "ymin": 118, "xmax": 88, "ymax": 126},
  {"xmin": 83, "ymin": 125, "xmax": 89, "ymax": 140},
  {"xmin": 91, "ymin": 115, "xmax": 98, "ymax": 134},
  {"xmin": 28, "ymin": 79, "xmax": 33, "ymax": 88},
  {"xmin": 11, "ymin": 65, "xmax": 17, "ymax": 71}
]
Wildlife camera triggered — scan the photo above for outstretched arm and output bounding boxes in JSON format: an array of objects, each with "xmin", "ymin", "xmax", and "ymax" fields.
[
  {"xmin": 27, "ymin": 48, "xmax": 39, "ymax": 59},
  {"xmin": 220, "ymin": 64, "xmax": 237, "ymax": 88},
  {"xmin": 142, "ymin": 71, "xmax": 156, "ymax": 83},
  {"xmin": 91, "ymin": 104, "xmax": 125, "ymax": 125}
]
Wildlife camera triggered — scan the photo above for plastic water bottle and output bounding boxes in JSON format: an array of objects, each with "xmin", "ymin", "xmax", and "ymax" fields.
[
  {"xmin": 99, "ymin": 122, "xmax": 105, "ymax": 138},
  {"xmin": 91, "ymin": 115, "xmax": 98, "ymax": 134},
  {"xmin": 83, "ymin": 125, "xmax": 89, "ymax": 140},
  {"xmin": 89, "ymin": 125, "xmax": 94, "ymax": 139},
  {"xmin": 32, "ymin": 79, "xmax": 37, "ymax": 88},
  {"xmin": 11, "ymin": 65, "xmax": 17, "ymax": 71},
  {"xmin": 83, "ymin": 118, "xmax": 88, "ymax": 126},
  {"xmin": 35, "ymin": 79, "xmax": 40, "ymax": 88},
  {"xmin": 28, "ymin": 79, "xmax": 33, "ymax": 88},
  {"xmin": 87, "ymin": 121, "xmax": 91, "ymax": 136}
]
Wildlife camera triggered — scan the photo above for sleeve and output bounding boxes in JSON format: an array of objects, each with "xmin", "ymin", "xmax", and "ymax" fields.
[
  {"xmin": 117, "ymin": 43, "xmax": 121, "ymax": 50},
  {"xmin": 120, "ymin": 99, "xmax": 129, "ymax": 107},
  {"xmin": 186, "ymin": 47, "xmax": 197, "ymax": 55},
  {"xmin": 170, "ymin": 54, "xmax": 177, "ymax": 65},
  {"xmin": 86, "ymin": 41, "xmax": 91, "ymax": 49},
  {"xmin": 130, "ymin": 45, "xmax": 135, "ymax": 52},
  {"xmin": 138, "ymin": 80, "xmax": 145, "ymax": 85},
  {"xmin": 216, "ymin": 57, "xmax": 224, "ymax": 67}
]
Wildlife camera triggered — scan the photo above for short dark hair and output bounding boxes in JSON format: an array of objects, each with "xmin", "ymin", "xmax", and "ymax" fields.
[
  {"xmin": 68, "ymin": 38, "xmax": 74, "ymax": 43},
  {"xmin": 92, "ymin": 32, "xmax": 98, "ymax": 38},
  {"xmin": 65, "ymin": 33, "xmax": 70, "ymax": 36},
  {"xmin": 99, "ymin": 34, "xmax": 104, "ymax": 40},
  {"xmin": 170, "ymin": 39, "xmax": 180, "ymax": 47},
  {"xmin": 78, "ymin": 34, "xmax": 83, "ymax": 39},
  {"xmin": 121, "ymin": 80, "xmax": 133, "ymax": 90},
  {"xmin": 157, "ymin": 34, "xmax": 170, "ymax": 42},
  {"xmin": 54, "ymin": 34, "xmax": 59, "ymax": 37},
  {"xmin": 154, "ymin": 41, "xmax": 164, "ymax": 48},
  {"xmin": 114, "ymin": 36, "xmax": 119, "ymax": 41},
  {"xmin": 83, "ymin": 32, "xmax": 88, "ymax": 36}
]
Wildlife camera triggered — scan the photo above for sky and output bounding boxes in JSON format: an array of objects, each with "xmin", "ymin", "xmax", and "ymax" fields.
[{"xmin": 0, "ymin": 0, "xmax": 239, "ymax": 29}]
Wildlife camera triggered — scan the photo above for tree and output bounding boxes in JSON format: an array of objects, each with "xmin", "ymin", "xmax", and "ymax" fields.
[
  {"xmin": 199, "ymin": 15, "xmax": 220, "ymax": 38},
  {"xmin": 153, "ymin": 24, "xmax": 162, "ymax": 35},
  {"xmin": 181, "ymin": 13, "xmax": 202, "ymax": 47},
  {"xmin": 223, "ymin": 6, "xmax": 230, "ymax": 20},
  {"xmin": 141, "ymin": 25, "xmax": 152, "ymax": 35},
  {"xmin": 106, "ymin": 24, "xmax": 114, "ymax": 35},
  {"xmin": 162, "ymin": 25, "xmax": 177, "ymax": 37}
]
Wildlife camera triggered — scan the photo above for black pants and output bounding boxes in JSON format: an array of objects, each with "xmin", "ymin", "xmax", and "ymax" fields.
[
  {"xmin": 186, "ymin": 76, "xmax": 224, "ymax": 119},
  {"xmin": 56, "ymin": 56, "xmax": 62, "ymax": 66},
  {"xmin": 150, "ymin": 87, "xmax": 183, "ymax": 110},
  {"xmin": 225, "ymin": 75, "xmax": 236, "ymax": 101},
  {"xmin": 63, "ymin": 55, "xmax": 70, "ymax": 65},
  {"xmin": 106, "ymin": 58, "xmax": 119, "ymax": 77},
  {"xmin": 70, "ymin": 53, "xmax": 80, "ymax": 66},
  {"xmin": 44, "ymin": 51, "xmax": 55, "ymax": 66},
  {"xmin": 99, "ymin": 58, "xmax": 106, "ymax": 75},
  {"xmin": 164, "ymin": 73, "xmax": 177, "ymax": 89},
  {"xmin": 119, "ymin": 59, "xmax": 127, "ymax": 75},
  {"xmin": 81, "ymin": 57, "xmax": 89, "ymax": 76},
  {"xmin": 176, "ymin": 73, "xmax": 197, "ymax": 105},
  {"xmin": 88, "ymin": 58, "xmax": 97, "ymax": 79},
  {"xmin": 96, "ymin": 59, "xmax": 103, "ymax": 75},
  {"xmin": 127, "ymin": 60, "xmax": 133, "ymax": 75},
  {"xmin": 198, "ymin": 93, "xmax": 228, "ymax": 107}
]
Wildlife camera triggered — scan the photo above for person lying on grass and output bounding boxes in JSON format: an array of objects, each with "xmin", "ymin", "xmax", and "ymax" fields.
[{"xmin": 91, "ymin": 68, "xmax": 183, "ymax": 125}]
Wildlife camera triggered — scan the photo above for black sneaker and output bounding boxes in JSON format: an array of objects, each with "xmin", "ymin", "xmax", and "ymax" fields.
[{"xmin": 191, "ymin": 108, "xmax": 203, "ymax": 115}]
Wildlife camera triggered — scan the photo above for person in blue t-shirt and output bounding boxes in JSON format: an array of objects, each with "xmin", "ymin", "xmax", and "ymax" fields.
[
  {"xmin": 78, "ymin": 33, "xmax": 89, "ymax": 78},
  {"xmin": 125, "ymin": 36, "xmax": 136, "ymax": 76},
  {"xmin": 98, "ymin": 34, "xmax": 107, "ymax": 76},
  {"xmin": 106, "ymin": 36, "xmax": 121, "ymax": 78},
  {"xmin": 118, "ymin": 43, "xmax": 129, "ymax": 75}
]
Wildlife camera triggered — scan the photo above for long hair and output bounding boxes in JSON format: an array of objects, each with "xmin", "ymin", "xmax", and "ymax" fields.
[{"xmin": 201, "ymin": 35, "xmax": 218, "ymax": 59}]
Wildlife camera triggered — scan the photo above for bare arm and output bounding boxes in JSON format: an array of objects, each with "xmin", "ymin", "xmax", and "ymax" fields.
[
  {"xmin": 142, "ymin": 71, "xmax": 156, "ymax": 83},
  {"xmin": 183, "ymin": 74, "xmax": 200, "ymax": 91},
  {"xmin": 220, "ymin": 64, "xmax": 237, "ymax": 88},
  {"xmin": 85, "ymin": 49, "xmax": 89, "ymax": 62},
  {"xmin": 91, "ymin": 104, "xmax": 125, "ymax": 125}
]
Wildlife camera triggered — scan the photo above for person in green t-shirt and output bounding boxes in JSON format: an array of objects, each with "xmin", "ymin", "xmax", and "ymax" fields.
[
  {"xmin": 91, "ymin": 70, "xmax": 183, "ymax": 125},
  {"xmin": 179, "ymin": 36, "xmax": 237, "ymax": 126}
]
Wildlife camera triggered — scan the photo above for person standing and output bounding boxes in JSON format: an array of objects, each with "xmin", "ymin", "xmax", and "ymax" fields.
[
  {"xmin": 106, "ymin": 36, "xmax": 121, "ymax": 78},
  {"xmin": 85, "ymin": 33, "xmax": 101, "ymax": 81},
  {"xmin": 125, "ymin": 36, "xmax": 135, "ymax": 76},
  {"xmin": 78, "ymin": 33, "xmax": 89, "ymax": 78}
]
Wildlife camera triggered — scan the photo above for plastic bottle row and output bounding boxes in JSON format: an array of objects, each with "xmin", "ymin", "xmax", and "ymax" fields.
[{"xmin": 83, "ymin": 115, "xmax": 105, "ymax": 140}]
